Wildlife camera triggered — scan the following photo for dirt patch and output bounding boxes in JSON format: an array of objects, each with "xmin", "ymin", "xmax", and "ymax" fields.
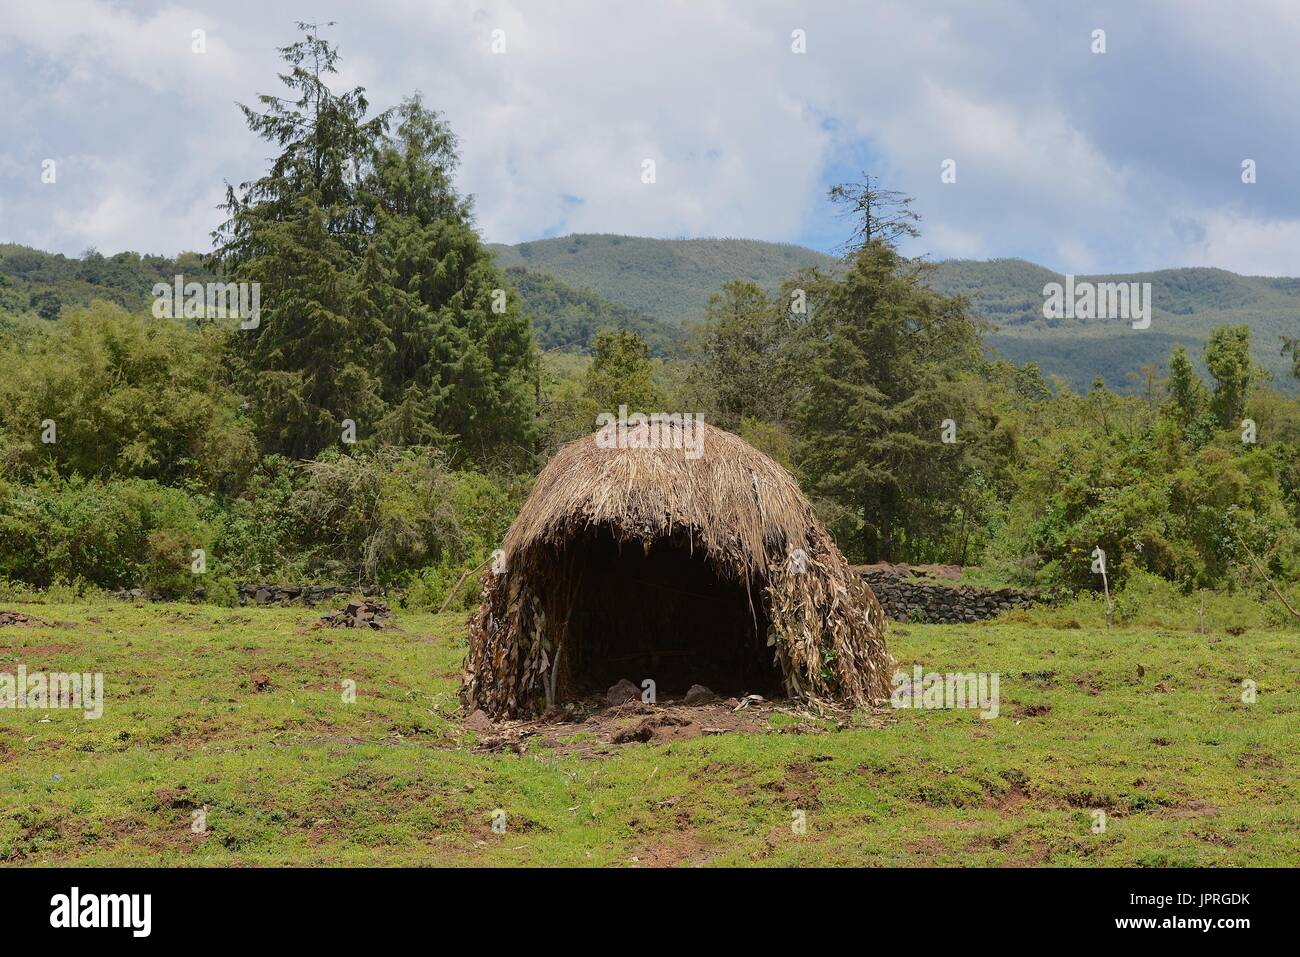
[
  {"xmin": 1071, "ymin": 673, "xmax": 1103, "ymax": 695},
  {"xmin": 1163, "ymin": 799, "xmax": 1219, "ymax": 819},
  {"xmin": 1237, "ymin": 750, "xmax": 1283, "ymax": 769},
  {"xmin": 466, "ymin": 696, "xmax": 854, "ymax": 755},
  {"xmin": 0, "ymin": 611, "xmax": 47, "ymax": 627},
  {"xmin": 630, "ymin": 823, "xmax": 717, "ymax": 866},
  {"xmin": 1010, "ymin": 703, "xmax": 1051, "ymax": 719},
  {"xmin": 986, "ymin": 778, "xmax": 1032, "ymax": 812},
  {"xmin": 760, "ymin": 759, "xmax": 825, "ymax": 808}
]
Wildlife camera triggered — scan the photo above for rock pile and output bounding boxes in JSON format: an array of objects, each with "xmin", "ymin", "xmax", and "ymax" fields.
[{"xmin": 319, "ymin": 598, "xmax": 392, "ymax": 629}]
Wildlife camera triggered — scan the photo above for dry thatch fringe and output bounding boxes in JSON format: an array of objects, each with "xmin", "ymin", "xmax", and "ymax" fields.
[{"xmin": 462, "ymin": 420, "xmax": 892, "ymax": 717}]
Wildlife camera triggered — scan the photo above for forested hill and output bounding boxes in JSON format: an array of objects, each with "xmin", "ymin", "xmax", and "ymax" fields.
[
  {"xmin": 488, "ymin": 235, "xmax": 1300, "ymax": 390},
  {"xmin": 488, "ymin": 234, "xmax": 836, "ymax": 327},
  {"xmin": 4, "ymin": 238, "xmax": 1296, "ymax": 390},
  {"xmin": 0, "ymin": 245, "xmax": 218, "ymax": 336},
  {"xmin": 502, "ymin": 266, "xmax": 679, "ymax": 356},
  {"xmin": 925, "ymin": 258, "xmax": 1300, "ymax": 391}
]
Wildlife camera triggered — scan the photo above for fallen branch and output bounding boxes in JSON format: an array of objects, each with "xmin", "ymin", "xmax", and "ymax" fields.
[
  {"xmin": 1231, "ymin": 528, "xmax": 1300, "ymax": 622},
  {"xmin": 436, "ymin": 555, "xmax": 494, "ymax": 615}
]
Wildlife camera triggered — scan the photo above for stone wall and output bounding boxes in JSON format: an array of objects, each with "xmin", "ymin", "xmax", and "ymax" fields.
[
  {"xmin": 118, "ymin": 571, "xmax": 1035, "ymax": 623},
  {"xmin": 112, "ymin": 584, "xmax": 379, "ymax": 605},
  {"xmin": 856, "ymin": 569, "xmax": 1038, "ymax": 624},
  {"xmin": 236, "ymin": 584, "xmax": 380, "ymax": 606}
]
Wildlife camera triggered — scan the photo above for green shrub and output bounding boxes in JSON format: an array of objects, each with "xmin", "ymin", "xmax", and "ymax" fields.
[{"xmin": 0, "ymin": 473, "xmax": 212, "ymax": 591}]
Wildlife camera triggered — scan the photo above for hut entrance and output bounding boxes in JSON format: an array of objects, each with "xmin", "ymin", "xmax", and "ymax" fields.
[{"xmin": 552, "ymin": 528, "xmax": 781, "ymax": 699}]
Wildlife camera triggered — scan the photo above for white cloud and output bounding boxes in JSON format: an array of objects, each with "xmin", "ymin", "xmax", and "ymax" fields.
[
  {"xmin": 1179, "ymin": 210, "xmax": 1300, "ymax": 277},
  {"xmin": 0, "ymin": 0, "xmax": 1296, "ymax": 276}
]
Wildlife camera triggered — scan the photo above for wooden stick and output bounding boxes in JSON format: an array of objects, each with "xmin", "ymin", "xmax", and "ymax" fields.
[
  {"xmin": 436, "ymin": 555, "xmax": 493, "ymax": 615},
  {"xmin": 1231, "ymin": 528, "xmax": 1300, "ymax": 621}
]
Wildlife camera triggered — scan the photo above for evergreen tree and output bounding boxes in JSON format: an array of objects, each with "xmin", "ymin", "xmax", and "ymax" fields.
[
  {"xmin": 1165, "ymin": 344, "xmax": 1204, "ymax": 425},
  {"xmin": 213, "ymin": 24, "xmax": 538, "ymax": 464},
  {"xmin": 1281, "ymin": 335, "xmax": 1300, "ymax": 381},
  {"xmin": 794, "ymin": 230, "xmax": 984, "ymax": 562}
]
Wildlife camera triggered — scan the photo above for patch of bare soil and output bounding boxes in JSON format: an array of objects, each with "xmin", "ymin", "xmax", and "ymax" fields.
[
  {"xmin": 1010, "ymin": 703, "xmax": 1051, "ymax": 719},
  {"xmin": 1162, "ymin": 798, "xmax": 1219, "ymax": 819},
  {"xmin": 0, "ymin": 610, "xmax": 46, "ymax": 627},
  {"xmin": 760, "ymin": 758, "xmax": 825, "ymax": 808},
  {"xmin": 1237, "ymin": 749, "xmax": 1283, "ymax": 769},
  {"xmin": 629, "ymin": 823, "xmax": 716, "ymax": 867},
  {"xmin": 466, "ymin": 695, "xmax": 872, "ymax": 755}
]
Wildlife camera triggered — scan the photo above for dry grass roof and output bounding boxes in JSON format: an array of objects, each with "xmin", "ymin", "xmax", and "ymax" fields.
[{"xmin": 463, "ymin": 419, "xmax": 891, "ymax": 716}]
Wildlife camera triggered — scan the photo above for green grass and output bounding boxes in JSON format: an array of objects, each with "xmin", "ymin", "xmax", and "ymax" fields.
[{"xmin": 1, "ymin": 597, "xmax": 1296, "ymax": 866}]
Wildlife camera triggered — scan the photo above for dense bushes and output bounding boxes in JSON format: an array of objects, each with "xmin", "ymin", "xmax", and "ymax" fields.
[
  {"xmin": 979, "ymin": 384, "xmax": 1300, "ymax": 590},
  {"xmin": 0, "ymin": 450, "xmax": 526, "ymax": 603},
  {"xmin": 0, "ymin": 474, "xmax": 213, "ymax": 593},
  {"xmin": 0, "ymin": 303, "xmax": 257, "ymax": 491}
]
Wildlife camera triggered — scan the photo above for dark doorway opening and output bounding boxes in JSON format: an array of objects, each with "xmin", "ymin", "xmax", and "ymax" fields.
[{"xmin": 549, "ymin": 527, "xmax": 781, "ymax": 699}]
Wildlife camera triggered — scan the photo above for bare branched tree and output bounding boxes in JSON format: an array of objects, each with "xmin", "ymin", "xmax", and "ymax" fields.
[{"xmin": 829, "ymin": 173, "xmax": 921, "ymax": 251}]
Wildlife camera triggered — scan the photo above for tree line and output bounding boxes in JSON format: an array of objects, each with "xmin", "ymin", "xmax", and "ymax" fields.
[{"xmin": 0, "ymin": 24, "xmax": 1296, "ymax": 608}]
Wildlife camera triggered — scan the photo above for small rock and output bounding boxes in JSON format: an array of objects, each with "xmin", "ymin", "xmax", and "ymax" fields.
[
  {"xmin": 684, "ymin": 684, "xmax": 716, "ymax": 706},
  {"xmin": 606, "ymin": 678, "xmax": 641, "ymax": 707},
  {"xmin": 464, "ymin": 709, "xmax": 493, "ymax": 732}
]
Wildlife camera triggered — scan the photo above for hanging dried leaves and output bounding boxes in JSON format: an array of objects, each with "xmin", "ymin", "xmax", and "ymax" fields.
[{"xmin": 462, "ymin": 421, "xmax": 891, "ymax": 717}]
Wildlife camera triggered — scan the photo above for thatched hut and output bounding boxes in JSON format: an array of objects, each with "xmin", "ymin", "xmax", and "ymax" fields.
[{"xmin": 462, "ymin": 418, "xmax": 891, "ymax": 717}]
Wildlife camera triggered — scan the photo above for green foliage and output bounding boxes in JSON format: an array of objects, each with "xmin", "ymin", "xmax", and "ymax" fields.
[
  {"xmin": 1282, "ymin": 335, "xmax": 1300, "ymax": 380},
  {"xmin": 793, "ymin": 241, "xmax": 988, "ymax": 562},
  {"xmin": 213, "ymin": 27, "xmax": 539, "ymax": 464},
  {"xmin": 28, "ymin": 290, "xmax": 61, "ymax": 321},
  {"xmin": 1204, "ymin": 325, "xmax": 1256, "ymax": 427},
  {"xmin": 583, "ymin": 329, "xmax": 663, "ymax": 412},
  {"xmin": 287, "ymin": 448, "xmax": 525, "ymax": 587},
  {"xmin": 0, "ymin": 473, "xmax": 213, "ymax": 593},
  {"xmin": 1165, "ymin": 345, "xmax": 1205, "ymax": 426},
  {"xmin": 293, "ymin": 448, "xmax": 460, "ymax": 585},
  {"xmin": 737, "ymin": 417, "xmax": 794, "ymax": 471},
  {"xmin": 982, "ymin": 382, "xmax": 1299, "ymax": 591},
  {"xmin": 505, "ymin": 266, "xmax": 679, "ymax": 356},
  {"xmin": 212, "ymin": 455, "xmax": 307, "ymax": 581},
  {"xmin": 0, "ymin": 302, "xmax": 257, "ymax": 491},
  {"xmin": 684, "ymin": 280, "xmax": 795, "ymax": 430}
]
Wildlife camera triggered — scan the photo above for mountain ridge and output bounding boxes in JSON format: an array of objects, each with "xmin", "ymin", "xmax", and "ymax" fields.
[{"xmin": 488, "ymin": 234, "xmax": 1300, "ymax": 391}]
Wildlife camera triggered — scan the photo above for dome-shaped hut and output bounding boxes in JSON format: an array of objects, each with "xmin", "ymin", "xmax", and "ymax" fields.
[{"xmin": 462, "ymin": 418, "xmax": 891, "ymax": 717}]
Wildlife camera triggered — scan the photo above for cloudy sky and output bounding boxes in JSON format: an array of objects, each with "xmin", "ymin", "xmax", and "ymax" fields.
[{"xmin": 2, "ymin": 0, "xmax": 1298, "ymax": 275}]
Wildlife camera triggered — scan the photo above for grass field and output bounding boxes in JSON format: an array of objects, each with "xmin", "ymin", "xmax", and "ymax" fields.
[{"xmin": 1, "ymin": 595, "xmax": 1296, "ymax": 866}]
